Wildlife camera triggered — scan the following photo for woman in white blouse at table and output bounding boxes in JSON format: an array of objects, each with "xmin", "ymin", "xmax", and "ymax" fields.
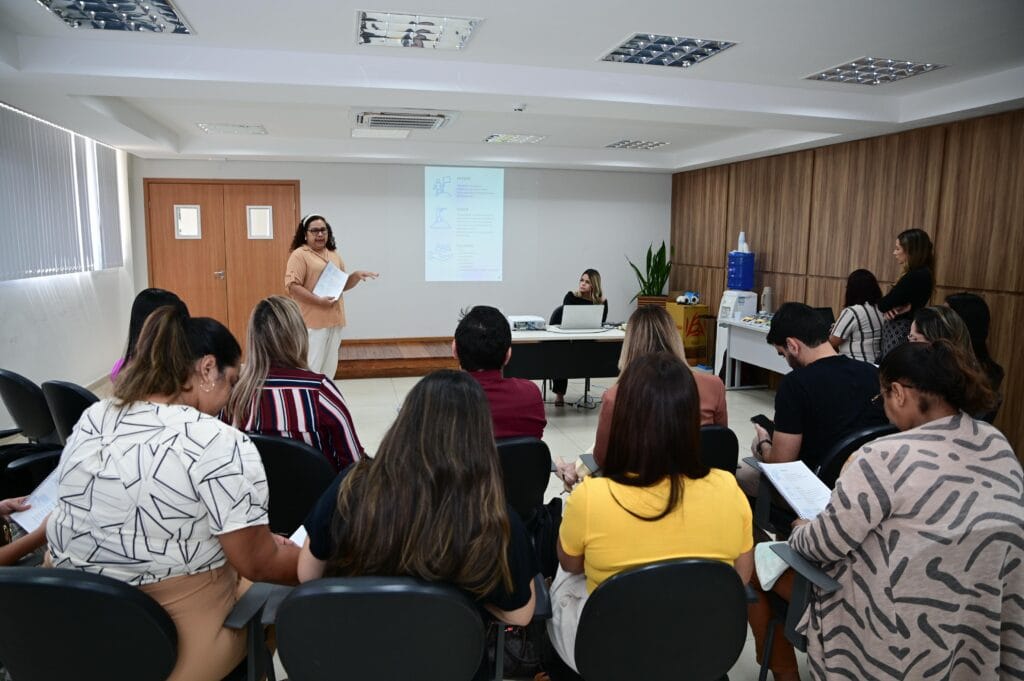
[{"xmin": 46, "ymin": 305, "xmax": 299, "ymax": 681}]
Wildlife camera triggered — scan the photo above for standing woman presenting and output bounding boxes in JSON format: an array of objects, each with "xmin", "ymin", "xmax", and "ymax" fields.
[
  {"xmin": 877, "ymin": 228, "xmax": 933, "ymax": 358},
  {"xmin": 285, "ymin": 214, "xmax": 378, "ymax": 377},
  {"xmin": 551, "ymin": 269, "xmax": 608, "ymax": 406}
]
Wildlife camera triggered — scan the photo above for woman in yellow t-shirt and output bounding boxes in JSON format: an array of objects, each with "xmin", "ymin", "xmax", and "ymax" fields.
[{"xmin": 548, "ymin": 352, "xmax": 753, "ymax": 673}]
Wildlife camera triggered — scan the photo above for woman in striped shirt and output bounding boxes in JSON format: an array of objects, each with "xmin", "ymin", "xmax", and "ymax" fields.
[
  {"xmin": 224, "ymin": 296, "xmax": 365, "ymax": 471},
  {"xmin": 829, "ymin": 268, "xmax": 884, "ymax": 364}
]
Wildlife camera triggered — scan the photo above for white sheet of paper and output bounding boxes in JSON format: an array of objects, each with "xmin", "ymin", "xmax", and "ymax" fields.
[
  {"xmin": 10, "ymin": 468, "xmax": 60, "ymax": 533},
  {"xmin": 312, "ymin": 262, "xmax": 348, "ymax": 300},
  {"xmin": 289, "ymin": 525, "xmax": 308, "ymax": 547},
  {"xmin": 759, "ymin": 461, "xmax": 833, "ymax": 520}
]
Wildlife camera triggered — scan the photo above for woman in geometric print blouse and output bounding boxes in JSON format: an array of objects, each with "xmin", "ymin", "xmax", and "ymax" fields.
[
  {"xmin": 749, "ymin": 339, "xmax": 1022, "ymax": 681},
  {"xmin": 224, "ymin": 296, "xmax": 365, "ymax": 472},
  {"xmin": 47, "ymin": 306, "xmax": 300, "ymax": 681}
]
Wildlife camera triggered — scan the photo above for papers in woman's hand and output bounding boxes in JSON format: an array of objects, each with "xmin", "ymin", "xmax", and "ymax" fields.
[
  {"xmin": 758, "ymin": 461, "xmax": 832, "ymax": 520},
  {"xmin": 312, "ymin": 262, "xmax": 349, "ymax": 299},
  {"xmin": 9, "ymin": 468, "xmax": 59, "ymax": 533}
]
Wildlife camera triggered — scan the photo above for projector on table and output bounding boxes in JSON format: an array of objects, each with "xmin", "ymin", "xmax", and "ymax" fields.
[{"xmin": 507, "ymin": 315, "xmax": 546, "ymax": 331}]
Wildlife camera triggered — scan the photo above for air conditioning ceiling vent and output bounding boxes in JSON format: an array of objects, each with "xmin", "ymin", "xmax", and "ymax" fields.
[{"xmin": 355, "ymin": 110, "xmax": 452, "ymax": 130}]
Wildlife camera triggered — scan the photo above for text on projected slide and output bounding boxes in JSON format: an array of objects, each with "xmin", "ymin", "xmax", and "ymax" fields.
[{"xmin": 425, "ymin": 166, "xmax": 504, "ymax": 281}]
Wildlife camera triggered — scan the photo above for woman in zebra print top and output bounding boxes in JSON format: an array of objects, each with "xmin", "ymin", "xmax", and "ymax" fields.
[{"xmin": 751, "ymin": 340, "xmax": 1023, "ymax": 681}]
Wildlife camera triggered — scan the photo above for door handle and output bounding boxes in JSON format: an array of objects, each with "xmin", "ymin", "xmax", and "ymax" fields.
[{"xmin": 214, "ymin": 271, "xmax": 226, "ymax": 279}]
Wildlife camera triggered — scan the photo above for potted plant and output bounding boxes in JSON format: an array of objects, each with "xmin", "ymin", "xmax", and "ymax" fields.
[{"xmin": 627, "ymin": 241, "xmax": 672, "ymax": 307}]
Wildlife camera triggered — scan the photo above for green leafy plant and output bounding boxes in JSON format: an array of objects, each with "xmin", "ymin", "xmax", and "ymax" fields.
[{"xmin": 627, "ymin": 241, "xmax": 672, "ymax": 301}]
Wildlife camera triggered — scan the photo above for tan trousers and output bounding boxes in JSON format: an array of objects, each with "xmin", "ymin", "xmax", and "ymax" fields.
[{"xmin": 139, "ymin": 566, "xmax": 251, "ymax": 681}]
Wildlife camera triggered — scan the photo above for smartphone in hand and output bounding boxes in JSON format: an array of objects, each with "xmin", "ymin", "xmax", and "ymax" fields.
[{"xmin": 750, "ymin": 414, "xmax": 775, "ymax": 436}]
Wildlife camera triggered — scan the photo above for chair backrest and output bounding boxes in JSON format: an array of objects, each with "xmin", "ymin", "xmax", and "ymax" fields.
[
  {"xmin": 276, "ymin": 576, "xmax": 485, "ymax": 681},
  {"xmin": 249, "ymin": 433, "xmax": 338, "ymax": 534},
  {"xmin": 575, "ymin": 558, "xmax": 748, "ymax": 681},
  {"xmin": 549, "ymin": 305, "xmax": 564, "ymax": 326},
  {"xmin": 0, "ymin": 567, "xmax": 177, "ymax": 681},
  {"xmin": 814, "ymin": 422, "xmax": 899, "ymax": 487},
  {"xmin": 699, "ymin": 425, "xmax": 739, "ymax": 474},
  {"xmin": 496, "ymin": 436, "xmax": 553, "ymax": 521},
  {"xmin": 0, "ymin": 369, "xmax": 59, "ymax": 444},
  {"xmin": 42, "ymin": 380, "xmax": 100, "ymax": 445}
]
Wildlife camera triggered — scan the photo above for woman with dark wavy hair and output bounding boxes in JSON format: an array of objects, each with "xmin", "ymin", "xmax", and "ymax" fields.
[
  {"xmin": 829, "ymin": 268, "xmax": 884, "ymax": 363},
  {"xmin": 877, "ymin": 228, "xmax": 934, "ymax": 358},
  {"xmin": 298, "ymin": 369, "xmax": 536, "ymax": 678},
  {"xmin": 285, "ymin": 213, "xmax": 378, "ymax": 376}
]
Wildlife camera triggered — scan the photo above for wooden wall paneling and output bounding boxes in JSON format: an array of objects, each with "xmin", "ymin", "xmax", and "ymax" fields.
[
  {"xmin": 727, "ymin": 151, "xmax": 814, "ymax": 275},
  {"xmin": 671, "ymin": 264, "xmax": 726, "ymax": 315},
  {"xmin": 807, "ymin": 127, "xmax": 944, "ymax": 281},
  {"xmin": 804, "ymin": 276, "xmax": 846, "ymax": 317},
  {"xmin": 754, "ymin": 272, "xmax": 807, "ymax": 309},
  {"xmin": 671, "ymin": 166, "xmax": 730, "ymax": 267},
  {"xmin": 935, "ymin": 110, "xmax": 1024, "ymax": 291}
]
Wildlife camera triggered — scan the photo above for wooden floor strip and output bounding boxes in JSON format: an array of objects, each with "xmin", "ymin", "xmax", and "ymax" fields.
[{"xmin": 337, "ymin": 339, "xmax": 457, "ymax": 379}]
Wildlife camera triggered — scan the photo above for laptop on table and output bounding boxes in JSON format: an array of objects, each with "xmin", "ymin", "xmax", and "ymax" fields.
[{"xmin": 553, "ymin": 305, "xmax": 606, "ymax": 332}]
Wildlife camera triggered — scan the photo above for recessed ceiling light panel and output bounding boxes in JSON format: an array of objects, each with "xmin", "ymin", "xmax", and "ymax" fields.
[
  {"xmin": 196, "ymin": 123, "xmax": 268, "ymax": 135},
  {"xmin": 602, "ymin": 33, "xmax": 734, "ymax": 68},
  {"xmin": 357, "ymin": 10, "xmax": 480, "ymax": 50},
  {"xmin": 807, "ymin": 57, "xmax": 945, "ymax": 86},
  {"xmin": 606, "ymin": 140, "xmax": 670, "ymax": 150},
  {"xmin": 484, "ymin": 134, "xmax": 547, "ymax": 144},
  {"xmin": 36, "ymin": 0, "xmax": 192, "ymax": 33}
]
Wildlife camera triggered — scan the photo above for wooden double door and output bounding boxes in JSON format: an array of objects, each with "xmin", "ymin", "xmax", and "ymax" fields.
[{"xmin": 144, "ymin": 179, "xmax": 300, "ymax": 349}]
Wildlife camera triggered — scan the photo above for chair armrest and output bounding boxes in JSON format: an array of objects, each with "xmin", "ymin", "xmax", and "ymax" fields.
[
  {"xmin": 744, "ymin": 583, "xmax": 759, "ymax": 603},
  {"xmin": 769, "ymin": 544, "xmax": 840, "ymax": 594},
  {"xmin": 532, "ymin": 573, "xmax": 552, "ymax": 620},
  {"xmin": 260, "ymin": 584, "xmax": 295, "ymax": 626},
  {"xmin": 0, "ymin": 428, "xmax": 22, "ymax": 440},
  {"xmin": 224, "ymin": 582, "xmax": 273, "ymax": 629},
  {"xmin": 6, "ymin": 448, "xmax": 61, "ymax": 472}
]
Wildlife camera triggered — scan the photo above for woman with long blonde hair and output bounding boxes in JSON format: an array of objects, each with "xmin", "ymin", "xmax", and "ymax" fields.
[
  {"xmin": 224, "ymin": 295, "xmax": 364, "ymax": 471},
  {"xmin": 552, "ymin": 268, "xmax": 609, "ymax": 406}
]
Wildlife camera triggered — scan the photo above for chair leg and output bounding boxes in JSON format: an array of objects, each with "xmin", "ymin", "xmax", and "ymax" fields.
[
  {"xmin": 493, "ymin": 623, "xmax": 505, "ymax": 681},
  {"xmin": 758, "ymin": 621, "xmax": 775, "ymax": 681}
]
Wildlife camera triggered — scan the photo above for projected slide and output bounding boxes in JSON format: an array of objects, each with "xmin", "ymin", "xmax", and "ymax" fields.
[{"xmin": 425, "ymin": 166, "xmax": 504, "ymax": 281}]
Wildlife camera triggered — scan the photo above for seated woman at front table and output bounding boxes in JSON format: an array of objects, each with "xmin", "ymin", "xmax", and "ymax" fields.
[
  {"xmin": 548, "ymin": 352, "xmax": 752, "ymax": 676},
  {"xmin": 47, "ymin": 306, "xmax": 300, "ymax": 681},
  {"xmin": 592, "ymin": 304, "xmax": 727, "ymax": 469},
  {"xmin": 748, "ymin": 340, "xmax": 1020, "ymax": 681},
  {"xmin": 551, "ymin": 268, "xmax": 608, "ymax": 406},
  {"xmin": 297, "ymin": 370, "xmax": 537, "ymax": 680},
  {"xmin": 828, "ymin": 268, "xmax": 884, "ymax": 363},
  {"xmin": 223, "ymin": 295, "xmax": 365, "ymax": 472},
  {"xmin": 110, "ymin": 287, "xmax": 187, "ymax": 381}
]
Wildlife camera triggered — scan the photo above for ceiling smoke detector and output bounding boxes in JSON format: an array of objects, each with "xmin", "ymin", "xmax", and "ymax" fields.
[{"xmin": 354, "ymin": 110, "xmax": 454, "ymax": 130}]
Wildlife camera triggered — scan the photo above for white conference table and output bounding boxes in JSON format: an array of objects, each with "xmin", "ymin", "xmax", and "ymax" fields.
[{"xmin": 719, "ymin": 319, "xmax": 791, "ymax": 389}]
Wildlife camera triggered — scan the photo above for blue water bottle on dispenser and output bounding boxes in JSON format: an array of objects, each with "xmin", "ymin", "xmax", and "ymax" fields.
[{"xmin": 727, "ymin": 231, "xmax": 755, "ymax": 291}]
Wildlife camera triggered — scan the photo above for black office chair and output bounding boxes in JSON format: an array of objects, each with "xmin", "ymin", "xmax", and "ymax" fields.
[
  {"xmin": 549, "ymin": 304, "xmax": 565, "ymax": 327},
  {"xmin": 42, "ymin": 379, "xmax": 99, "ymax": 445},
  {"xmin": 275, "ymin": 576, "xmax": 486, "ymax": 681},
  {"xmin": 574, "ymin": 558, "xmax": 749, "ymax": 681},
  {"xmin": 0, "ymin": 369, "xmax": 63, "ymax": 498},
  {"xmin": 699, "ymin": 425, "xmax": 740, "ymax": 474},
  {"xmin": 496, "ymin": 436, "xmax": 553, "ymax": 523},
  {"xmin": 249, "ymin": 434, "xmax": 337, "ymax": 535},
  {"xmin": 0, "ymin": 567, "xmax": 178, "ymax": 681},
  {"xmin": 753, "ymin": 422, "xmax": 898, "ymax": 537}
]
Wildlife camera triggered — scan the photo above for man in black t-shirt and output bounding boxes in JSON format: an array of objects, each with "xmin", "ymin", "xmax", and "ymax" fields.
[{"xmin": 738, "ymin": 303, "xmax": 887, "ymax": 496}]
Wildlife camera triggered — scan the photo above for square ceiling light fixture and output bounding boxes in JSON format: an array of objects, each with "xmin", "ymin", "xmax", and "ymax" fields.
[
  {"xmin": 196, "ymin": 123, "xmax": 267, "ymax": 135},
  {"xmin": 606, "ymin": 139, "xmax": 670, "ymax": 150},
  {"xmin": 808, "ymin": 57, "xmax": 945, "ymax": 85},
  {"xmin": 602, "ymin": 33, "xmax": 734, "ymax": 68},
  {"xmin": 35, "ymin": 0, "xmax": 192, "ymax": 33},
  {"xmin": 357, "ymin": 11, "xmax": 480, "ymax": 50},
  {"xmin": 484, "ymin": 134, "xmax": 547, "ymax": 144}
]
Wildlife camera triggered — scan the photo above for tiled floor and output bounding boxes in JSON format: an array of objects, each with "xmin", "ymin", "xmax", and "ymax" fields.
[{"xmin": 318, "ymin": 375, "xmax": 806, "ymax": 681}]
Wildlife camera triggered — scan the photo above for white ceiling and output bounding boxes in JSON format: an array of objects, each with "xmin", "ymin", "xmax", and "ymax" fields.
[{"xmin": 1, "ymin": 0, "xmax": 1023, "ymax": 172}]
